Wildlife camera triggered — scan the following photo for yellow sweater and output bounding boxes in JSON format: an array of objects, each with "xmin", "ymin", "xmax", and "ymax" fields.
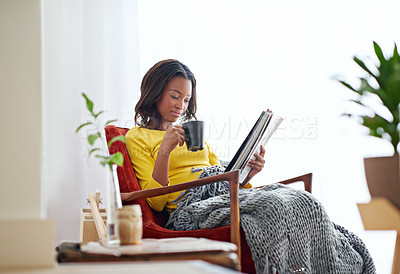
[{"xmin": 125, "ymin": 126, "xmax": 221, "ymax": 213}]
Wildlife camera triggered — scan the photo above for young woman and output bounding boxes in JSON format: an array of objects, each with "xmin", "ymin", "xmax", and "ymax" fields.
[
  {"xmin": 126, "ymin": 59, "xmax": 264, "ymax": 213},
  {"xmin": 125, "ymin": 59, "xmax": 374, "ymax": 274}
]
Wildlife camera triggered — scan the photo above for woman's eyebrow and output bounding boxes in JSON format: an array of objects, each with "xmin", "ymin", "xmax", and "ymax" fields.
[
  {"xmin": 169, "ymin": 89, "xmax": 182, "ymax": 94},
  {"xmin": 169, "ymin": 89, "xmax": 191, "ymax": 97}
]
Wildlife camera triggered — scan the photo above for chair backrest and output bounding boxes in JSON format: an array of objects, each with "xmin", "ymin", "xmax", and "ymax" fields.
[{"xmin": 104, "ymin": 125, "xmax": 169, "ymax": 227}]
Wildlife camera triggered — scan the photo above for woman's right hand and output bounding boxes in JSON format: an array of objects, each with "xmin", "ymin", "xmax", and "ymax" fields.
[
  {"xmin": 153, "ymin": 125, "xmax": 185, "ymax": 186},
  {"xmin": 159, "ymin": 125, "xmax": 185, "ymax": 156}
]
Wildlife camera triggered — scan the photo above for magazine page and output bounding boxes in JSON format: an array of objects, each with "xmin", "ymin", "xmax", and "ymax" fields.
[
  {"xmin": 224, "ymin": 111, "xmax": 265, "ymax": 172},
  {"xmin": 238, "ymin": 114, "xmax": 283, "ymax": 185},
  {"xmin": 223, "ymin": 109, "xmax": 283, "ymax": 186},
  {"xmin": 237, "ymin": 113, "xmax": 272, "ymax": 170}
]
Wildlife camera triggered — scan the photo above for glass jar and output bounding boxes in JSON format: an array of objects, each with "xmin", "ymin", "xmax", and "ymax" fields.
[
  {"xmin": 106, "ymin": 164, "xmax": 121, "ymax": 246},
  {"xmin": 118, "ymin": 204, "xmax": 143, "ymax": 245}
]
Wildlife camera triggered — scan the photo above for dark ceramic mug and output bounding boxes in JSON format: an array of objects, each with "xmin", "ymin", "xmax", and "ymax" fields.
[{"xmin": 182, "ymin": 121, "xmax": 205, "ymax": 152}]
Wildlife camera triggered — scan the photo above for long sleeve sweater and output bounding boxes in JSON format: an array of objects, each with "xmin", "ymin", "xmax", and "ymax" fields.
[{"xmin": 125, "ymin": 126, "xmax": 221, "ymax": 213}]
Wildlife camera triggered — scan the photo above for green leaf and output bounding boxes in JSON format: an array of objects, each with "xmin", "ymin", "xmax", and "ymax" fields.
[
  {"xmin": 82, "ymin": 93, "xmax": 95, "ymax": 116},
  {"xmin": 94, "ymin": 110, "xmax": 104, "ymax": 118},
  {"xmin": 76, "ymin": 121, "xmax": 93, "ymax": 133},
  {"xmin": 88, "ymin": 148, "xmax": 100, "ymax": 157},
  {"xmin": 375, "ymin": 88, "xmax": 396, "ymax": 112},
  {"xmin": 99, "ymin": 160, "xmax": 108, "ymax": 167},
  {"xmin": 359, "ymin": 78, "xmax": 376, "ymax": 94},
  {"xmin": 339, "ymin": 81, "xmax": 358, "ymax": 93},
  {"xmin": 341, "ymin": 41, "xmax": 400, "ymax": 154},
  {"xmin": 108, "ymin": 135, "xmax": 126, "ymax": 148},
  {"xmin": 88, "ymin": 132, "xmax": 101, "ymax": 145},
  {"xmin": 105, "ymin": 119, "xmax": 118, "ymax": 126},
  {"xmin": 95, "ymin": 155, "xmax": 109, "ymax": 167},
  {"xmin": 373, "ymin": 41, "xmax": 386, "ymax": 64},
  {"xmin": 348, "ymin": 99, "xmax": 369, "ymax": 109},
  {"xmin": 110, "ymin": 152, "xmax": 124, "ymax": 167},
  {"xmin": 354, "ymin": 56, "xmax": 376, "ymax": 77},
  {"xmin": 393, "ymin": 43, "xmax": 400, "ymax": 60},
  {"xmin": 362, "ymin": 114, "xmax": 396, "ymax": 141}
]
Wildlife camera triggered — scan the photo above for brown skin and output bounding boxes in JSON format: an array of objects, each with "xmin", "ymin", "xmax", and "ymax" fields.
[
  {"xmin": 241, "ymin": 145, "xmax": 266, "ymax": 186},
  {"xmin": 135, "ymin": 59, "xmax": 197, "ymax": 129}
]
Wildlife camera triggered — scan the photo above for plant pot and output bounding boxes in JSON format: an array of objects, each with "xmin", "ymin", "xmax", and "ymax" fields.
[{"xmin": 364, "ymin": 154, "xmax": 400, "ymax": 209}]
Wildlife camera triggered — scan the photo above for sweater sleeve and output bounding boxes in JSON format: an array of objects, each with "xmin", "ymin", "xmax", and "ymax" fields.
[{"xmin": 125, "ymin": 129, "xmax": 169, "ymax": 212}]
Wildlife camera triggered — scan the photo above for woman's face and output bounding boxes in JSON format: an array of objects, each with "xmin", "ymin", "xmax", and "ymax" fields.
[{"xmin": 156, "ymin": 76, "xmax": 192, "ymax": 130}]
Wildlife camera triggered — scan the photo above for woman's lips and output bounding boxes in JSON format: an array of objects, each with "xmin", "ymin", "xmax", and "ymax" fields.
[{"xmin": 171, "ymin": 111, "xmax": 181, "ymax": 118}]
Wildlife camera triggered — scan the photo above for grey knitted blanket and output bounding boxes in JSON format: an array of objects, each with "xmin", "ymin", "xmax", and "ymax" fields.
[{"xmin": 166, "ymin": 166, "xmax": 376, "ymax": 274}]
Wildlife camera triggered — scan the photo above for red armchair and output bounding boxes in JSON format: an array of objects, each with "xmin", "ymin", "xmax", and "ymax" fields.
[{"xmin": 105, "ymin": 125, "xmax": 312, "ymax": 273}]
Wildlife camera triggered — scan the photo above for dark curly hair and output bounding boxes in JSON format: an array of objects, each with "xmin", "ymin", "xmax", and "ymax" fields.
[{"xmin": 134, "ymin": 59, "xmax": 197, "ymax": 129}]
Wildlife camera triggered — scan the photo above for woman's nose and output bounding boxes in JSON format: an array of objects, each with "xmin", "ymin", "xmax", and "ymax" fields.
[{"xmin": 176, "ymin": 99, "xmax": 184, "ymax": 109}]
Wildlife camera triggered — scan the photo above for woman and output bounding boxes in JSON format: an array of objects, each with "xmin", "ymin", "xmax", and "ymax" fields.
[
  {"xmin": 126, "ymin": 59, "xmax": 375, "ymax": 274},
  {"xmin": 126, "ymin": 59, "xmax": 264, "ymax": 213}
]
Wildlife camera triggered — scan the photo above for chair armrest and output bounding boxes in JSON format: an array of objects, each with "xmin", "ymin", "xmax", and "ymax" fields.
[
  {"xmin": 120, "ymin": 170, "xmax": 242, "ymax": 264},
  {"xmin": 276, "ymin": 173, "xmax": 313, "ymax": 193},
  {"xmin": 121, "ymin": 170, "xmax": 238, "ymax": 201}
]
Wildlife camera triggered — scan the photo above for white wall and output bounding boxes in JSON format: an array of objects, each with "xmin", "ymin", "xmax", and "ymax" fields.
[
  {"xmin": 0, "ymin": 0, "xmax": 43, "ymax": 219},
  {"xmin": 0, "ymin": 0, "xmax": 54, "ymax": 269}
]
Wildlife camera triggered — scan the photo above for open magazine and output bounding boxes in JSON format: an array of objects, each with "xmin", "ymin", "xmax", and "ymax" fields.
[{"xmin": 224, "ymin": 110, "xmax": 283, "ymax": 186}]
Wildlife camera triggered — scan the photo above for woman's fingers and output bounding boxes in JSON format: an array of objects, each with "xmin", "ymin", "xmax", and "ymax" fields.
[
  {"xmin": 259, "ymin": 145, "xmax": 266, "ymax": 157},
  {"xmin": 166, "ymin": 125, "xmax": 184, "ymax": 138},
  {"xmin": 253, "ymin": 151, "xmax": 265, "ymax": 164},
  {"xmin": 173, "ymin": 125, "xmax": 185, "ymax": 134},
  {"xmin": 246, "ymin": 145, "xmax": 266, "ymax": 181},
  {"xmin": 162, "ymin": 125, "xmax": 186, "ymax": 151},
  {"xmin": 172, "ymin": 125, "xmax": 185, "ymax": 146},
  {"xmin": 178, "ymin": 131, "xmax": 185, "ymax": 146},
  {"xmin": 247, "ymin": 146, "xmax": 266, "ymax": 171},
  {"xmin": 248, "ymin": 159, "xmax": 264, "ymax": 170}
]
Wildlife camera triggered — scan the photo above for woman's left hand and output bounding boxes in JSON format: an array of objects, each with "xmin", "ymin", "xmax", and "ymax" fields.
[{"xmin": 247, "ymin": 145, "xmax": 266, "ymax": 179}]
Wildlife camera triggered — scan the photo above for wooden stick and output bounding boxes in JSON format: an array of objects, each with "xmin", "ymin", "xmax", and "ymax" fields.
[
  {"xmin": 89, "ymin": 192, "xmax": 107, "ymax": 241},
  {"xmin": 95, "ymin": 190, "xmax": 101, "ymax": 209}
]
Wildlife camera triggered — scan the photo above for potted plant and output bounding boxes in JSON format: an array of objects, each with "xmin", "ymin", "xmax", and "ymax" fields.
[
  {"xmin": 76, "ymin": 93, "xmax": 126, "ymax": 245},
  {"xmin": 339, "ymin": 41, "xmax": 400, "ymax": 209}
]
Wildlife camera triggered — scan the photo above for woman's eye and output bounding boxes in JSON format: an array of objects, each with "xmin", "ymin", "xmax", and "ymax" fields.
[
  {"xmin": 184, "ymin": 99, "xmax": 190, "ymax": 103},
  {"xmin": 171, "ymin": 95, "xmax": 178, "ymax": 99}
]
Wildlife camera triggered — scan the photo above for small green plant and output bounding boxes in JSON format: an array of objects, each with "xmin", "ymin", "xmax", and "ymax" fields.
[
  {"xmin": 339, "ymin": 41, "xmax": 400, "ymax": 155},
  {"xmin": 76, "ymin": 93, "xmax": 125, "ymax": 168}
]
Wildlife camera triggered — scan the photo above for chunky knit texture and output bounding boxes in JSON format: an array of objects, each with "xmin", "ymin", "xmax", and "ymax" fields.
[{"xmin": 166, "ymin": 166, "xmax": 376, "ymax": 274}]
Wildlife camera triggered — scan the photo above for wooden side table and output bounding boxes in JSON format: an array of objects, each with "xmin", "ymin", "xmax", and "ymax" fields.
[
  {"xmin": 358, "ymin": 197, "xmax": 400, "ymax": 274},
  {"xmin": 57, "ymin": 237, "xmax": 239, "ymax": 271},
  {"xmin": 0, "ymin": 261, "xmax": 239, "ymax": 274}
]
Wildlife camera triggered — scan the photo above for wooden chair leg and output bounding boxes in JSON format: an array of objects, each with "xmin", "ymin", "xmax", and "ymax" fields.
[{"xmin": 228, "ymin": 171, "xmax": 241, "ymax": 271}]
